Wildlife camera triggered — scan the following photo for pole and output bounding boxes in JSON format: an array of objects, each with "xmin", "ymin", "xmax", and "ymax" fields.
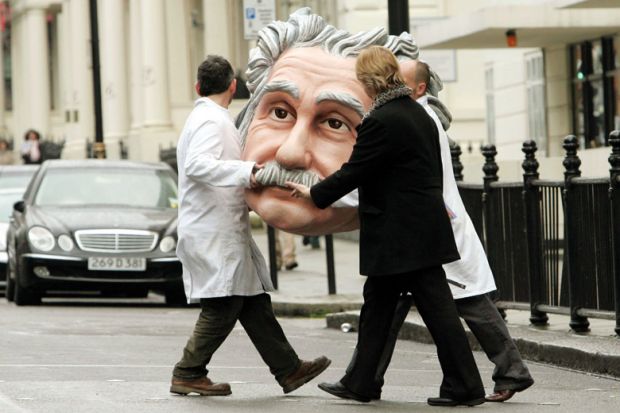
[
  {"xmin": 267, "ymin": 226, "xmax": 278, "ymax": 289},
  {"xmin": 89, "ymin": 0, "xmax": 106, "ymax": 158},
  {"xmin": 388, "ymin": 0, "xmax": 409, "ymax": 35}
]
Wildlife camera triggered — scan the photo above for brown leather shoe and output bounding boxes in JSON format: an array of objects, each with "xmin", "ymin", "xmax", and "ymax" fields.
[
  {"xmin": 485, "ymin": 389, "xmax": 516, "ymax": 402},
  {"xmin": 281, "ymin": 356, "xmax": 331, "ymax": 394},
  {"xmin": 170, "ymin": 376, "xmax": 232, "ymax": 396}
]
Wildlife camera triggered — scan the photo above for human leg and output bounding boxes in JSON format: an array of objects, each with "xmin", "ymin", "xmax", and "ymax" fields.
[
  {"xmin": 408, "ymin": 266, "xmax": 485, "ymax": 403},
  {"xmin": 281, "ymin": 232, "xmax": 298, "ymax": 270},
  {"xmin": 171, "ymin": 296, "xmax": 243, "ymax": 395},
  {"xmin": 343, "ymin": 293, "xmax": 414, "ymax": 399},
  {"xmin": 456, "ymin": 294, "xmax": 533, "ymax": 396},
  {"xmin": 239, "ymin": 293, "xmax": 329, "ymax": 392},
  {"xmin": 339, "ymin": 275, "xmax": 403, "ymax": 398}
]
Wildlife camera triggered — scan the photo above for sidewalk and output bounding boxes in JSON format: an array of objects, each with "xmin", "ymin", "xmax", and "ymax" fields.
[{"xmin": 252, "ymin": 228, "xmax": 620, "ymax": 379}]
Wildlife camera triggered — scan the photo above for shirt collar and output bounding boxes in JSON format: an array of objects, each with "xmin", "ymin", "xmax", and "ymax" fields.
[
  {"xmin": 195, "ymin": 96, "xmax": 229, "ymax": 113},
  {"xmin": 416, "ymin": 95, "xmax": 428, "ymax": 105}
]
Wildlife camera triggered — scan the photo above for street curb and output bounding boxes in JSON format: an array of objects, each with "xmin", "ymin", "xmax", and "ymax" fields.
[
  {"xmin": 325, "ymin": 311, "xmax": 620, "ymax": 379},
  {"xmin": 272, "ymin": 302, "xmax": 362, "ymax": 318}
]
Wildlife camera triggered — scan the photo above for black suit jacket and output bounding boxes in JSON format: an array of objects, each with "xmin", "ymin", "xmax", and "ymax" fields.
[{"xmin": 311, "ymin": 96, "xmax": 460, "ymax": 276}]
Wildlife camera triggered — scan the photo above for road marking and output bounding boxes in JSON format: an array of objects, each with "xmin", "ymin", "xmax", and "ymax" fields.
[{"xmin": 0, "ymin": 392, "xmax": 30, "ymax": 413}]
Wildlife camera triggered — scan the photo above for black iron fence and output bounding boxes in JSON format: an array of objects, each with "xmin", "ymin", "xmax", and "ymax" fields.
[{"xmin": 453, "ymin": 131, "xmax": 620, "ymax": 336}]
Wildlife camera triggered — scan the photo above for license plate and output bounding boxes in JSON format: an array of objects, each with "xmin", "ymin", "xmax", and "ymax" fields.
[{"xmin": 88, "ymin": 257, "xmax": 146, "ymax": 271}]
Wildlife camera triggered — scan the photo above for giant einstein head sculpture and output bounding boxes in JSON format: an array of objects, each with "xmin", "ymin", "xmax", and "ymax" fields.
[{"xmin": 238, "ymin": 8, "xmax": 446, "ymax": 235}]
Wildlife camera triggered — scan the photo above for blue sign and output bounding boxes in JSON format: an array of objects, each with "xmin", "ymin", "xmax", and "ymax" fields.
[{"xmin": 245, "ymin": 8, "xmax": 256, "ymax": 19}]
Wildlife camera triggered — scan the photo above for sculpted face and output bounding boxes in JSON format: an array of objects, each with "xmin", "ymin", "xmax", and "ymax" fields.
[{"xmin": 243, "ymin": 47, "xmax": 371, "ymax": 235}]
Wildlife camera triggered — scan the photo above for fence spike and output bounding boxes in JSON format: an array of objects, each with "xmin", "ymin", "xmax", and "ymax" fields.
[
  {"xmin": 562, "ymin": 135, "xmax": 581, "ymax": 179},
  {"xmin": 450, "ymin": 141, "xmax": 464, "ymax": 181},
  {"xmin": 481, "ymin": 144, "xmax": 498, "ymax": 191},
  {"xmin": 521, "ymin": 140, "xmax": 539, "ymax": 180},
  {"xmin": 609, "ymin": 131, "xmax": 620, "ymax": 179}
]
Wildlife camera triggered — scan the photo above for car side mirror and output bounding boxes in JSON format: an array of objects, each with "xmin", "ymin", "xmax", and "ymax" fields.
[{"xmin": 13, "ymin": 200, "xmax": 25, "ymax": 213}]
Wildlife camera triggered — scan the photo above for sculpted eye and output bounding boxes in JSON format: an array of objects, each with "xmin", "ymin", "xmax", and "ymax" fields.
[
  {"xmin": 268, "ymin": 106, "xmax": 295, "ymax": 121},
  {"xmin": 274, "ymin": 108, "xmax": 289, "ymax": 119},
  {"xmin": 326, "ymin": 118, "xmax": 350, "ymax": 131}
]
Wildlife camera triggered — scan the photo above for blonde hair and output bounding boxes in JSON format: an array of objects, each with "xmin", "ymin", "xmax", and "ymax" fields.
[{"xmin": 355, "ymin": 46, "xmax": 405, "ymax": 96}]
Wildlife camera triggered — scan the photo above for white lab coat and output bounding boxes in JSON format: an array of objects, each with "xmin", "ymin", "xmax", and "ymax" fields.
[
  {"xmin": 176, "ymin": 97, "xmax": 273, "ymax": 302},
  {"xmin": 418, "ymin": 96, "xmax": 496, "ymax": 299}
]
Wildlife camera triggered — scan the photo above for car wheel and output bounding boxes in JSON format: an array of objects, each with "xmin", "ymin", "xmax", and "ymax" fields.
[
  {"xmin": 13, "ymin": 263, "xmax": 41, "ymax": 306},
  {"xmin": 164, "ymin": 287, "xmax": 187, "ymax": 307}
]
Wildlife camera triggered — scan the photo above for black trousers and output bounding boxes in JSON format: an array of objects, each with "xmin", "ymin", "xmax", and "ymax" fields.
[
  {"xmin": 340, "ymin": 267, "xmax": 485, "ymax": 401},
  {"xmin": 347, "ymin": 293, "xmax": 534, "ymax": 397},
  {"xmin": 172, "ymin": 293, "xmax": 300, "ymax": 385}
]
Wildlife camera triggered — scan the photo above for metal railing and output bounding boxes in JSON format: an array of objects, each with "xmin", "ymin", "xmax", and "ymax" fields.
[{"xmin": 453, "ymin": 131, "xmax": 620, "ymax": 336}]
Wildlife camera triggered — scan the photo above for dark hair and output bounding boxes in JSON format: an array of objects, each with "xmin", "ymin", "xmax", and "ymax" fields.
[
  {"xmin": 24, "ymin": 129, "xmax": 41, "ymax": 141},
  {"xmin": 415, "ymin": 61, "xmax": 431, "ymax": 86},
  {"xmin": 196, "ymin": 55, "xmax": 234, "ymax": 97}
]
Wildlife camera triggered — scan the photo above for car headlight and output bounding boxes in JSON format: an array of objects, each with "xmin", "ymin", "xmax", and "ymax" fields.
[
  {"xmin": 28, "ymin": 227, "xmax": 55, "ymax": 252},
  {"xmin": 159, "ymin": 236, "xmax": 176, "ymax": 253},
  {"xmin": 58, "ymin": 234, "xmax": 74, "ymax": 251}
]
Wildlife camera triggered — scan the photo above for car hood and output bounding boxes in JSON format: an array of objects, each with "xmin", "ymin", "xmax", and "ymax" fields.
[{"xmin": 26, "ymin": 206, "xmax": 178, "ymax": 234}]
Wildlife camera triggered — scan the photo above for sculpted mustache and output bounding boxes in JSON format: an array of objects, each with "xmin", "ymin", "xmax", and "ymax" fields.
[{"xmin": 255, "ymin": 161, "xmax": 321, "ymax": 188}]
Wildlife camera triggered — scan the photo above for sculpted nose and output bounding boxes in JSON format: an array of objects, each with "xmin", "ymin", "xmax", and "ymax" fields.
[{"xmin": 275, "ymin": 123, "xmax": 312, "ymax": 170}]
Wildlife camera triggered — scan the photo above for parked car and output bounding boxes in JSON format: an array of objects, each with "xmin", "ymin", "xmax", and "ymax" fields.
[
  {"xmin": 5, "ymin": 160, "xmax": 183, "ymax": 305},
  {"xmin": 0, "ymin": 165, "xmax": 39, "ymax": 291}
]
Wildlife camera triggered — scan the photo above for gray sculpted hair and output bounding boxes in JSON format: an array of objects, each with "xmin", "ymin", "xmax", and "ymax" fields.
[{"xmin": 236, "ymin": 7, "xmax": 448, "ymax": 142}]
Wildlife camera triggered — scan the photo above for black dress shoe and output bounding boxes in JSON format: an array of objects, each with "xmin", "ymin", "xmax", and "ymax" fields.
[
  {"xmin": 318, "ymin": 381, "xmax": 371, "ymax": 403},
  {"xmin": 427, "ymin": 396, "xmax": 485, "ymax": 406}
]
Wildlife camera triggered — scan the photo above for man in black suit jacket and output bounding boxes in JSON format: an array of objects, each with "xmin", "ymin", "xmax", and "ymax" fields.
[{"xmin": 287, "ymin": 46, "xmax": 485, "ymax": 406}]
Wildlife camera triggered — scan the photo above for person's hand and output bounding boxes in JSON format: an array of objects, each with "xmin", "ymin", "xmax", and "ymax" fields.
[
  {"xmin": 285, "ymin": 181, "xmax": 311, "ymax": 200},
  {"xmin": 250, "ymin": 163, "xmax": 264, "ymax": 189}
]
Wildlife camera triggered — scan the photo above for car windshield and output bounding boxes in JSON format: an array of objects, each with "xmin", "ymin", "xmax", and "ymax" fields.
[
  {"xmin": 34, "ymin": 167, "xmax": 178, "ymax": 208},
  {"xmin": 0, "ymin": 171, "xmax": 36, "ymax": 190},
  {"xmin": 0, "ymin": 190, "xmax": 23, "ymax": 223}
]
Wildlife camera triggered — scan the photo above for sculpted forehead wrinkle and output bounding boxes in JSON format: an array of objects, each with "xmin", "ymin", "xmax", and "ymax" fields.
[{"xmin": 270, "ymin": 47, "xmax": 358, "ymax": 80}]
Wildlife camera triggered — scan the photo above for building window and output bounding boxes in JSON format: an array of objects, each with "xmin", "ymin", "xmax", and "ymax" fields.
[
  {"xmin": 570, "ymin": 35, "xmax": 618, "ymax": 148},
  {"xmin": 525, "ymin": 50, "xmax": 547, "ymax": 151},
  {"xmin": 485, "ymin": 66, "xmax": 495, "ymax": 145}
]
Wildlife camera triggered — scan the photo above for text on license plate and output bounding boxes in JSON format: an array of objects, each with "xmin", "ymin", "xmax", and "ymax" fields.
[{"xmin": 88, "ymin": 257, "xmax": 146, "ymax": 271}]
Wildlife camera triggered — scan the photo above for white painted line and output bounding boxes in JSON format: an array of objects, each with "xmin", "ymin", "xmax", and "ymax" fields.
[{"xmin": 0, "ymin": 392, "xmax": 30, "ymax": 413}]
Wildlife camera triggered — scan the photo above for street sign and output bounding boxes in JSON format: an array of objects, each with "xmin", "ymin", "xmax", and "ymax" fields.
[{"xmin": 243, "ymin": 0, "xmax": 276, "ymax": 40}]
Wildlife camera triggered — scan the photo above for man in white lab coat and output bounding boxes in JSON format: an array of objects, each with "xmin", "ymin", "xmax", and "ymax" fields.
[
  {"xmin": 339, "ymin": 60, "xmax": 534, "ymax": 404},
  {"xmin": 170, "ymin": 55, "xmax": 330, "ymax": 397},
  {"xmin": 407, "ymin": 60, "xmax": 533, "ymax": 402}
]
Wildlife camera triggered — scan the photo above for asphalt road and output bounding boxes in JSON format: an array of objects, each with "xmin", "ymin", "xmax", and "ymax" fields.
[{"xmin": 0, "ymin": 295, "xmax": 619, "ymax": 413}]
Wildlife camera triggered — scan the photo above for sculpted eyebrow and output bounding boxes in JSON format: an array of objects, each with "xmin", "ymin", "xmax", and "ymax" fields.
[
  {"xmin": 316, "ymin": 91, "xmax": 364, "ymax": 119},
  {"xmin": 263, "ymin": 81, "xmax": 300, "ymax": 99}
]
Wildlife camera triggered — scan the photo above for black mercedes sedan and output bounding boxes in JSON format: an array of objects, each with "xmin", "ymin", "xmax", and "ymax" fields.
[{"xmin": 5, "ymin": 160, "xmax": 184, "ymax": 306}]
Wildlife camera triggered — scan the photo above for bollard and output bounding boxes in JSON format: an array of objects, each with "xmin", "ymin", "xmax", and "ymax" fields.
[
  {"xmin": 562, "ymin": 135, "xmax": 590, "ymax": 333},
  {"xmin": 521, "ymin": 140, "xmax": 549, "ymax": 326},
  {"xmin": 608, "ymin": 131, "xmax": 620, "ymax": 336}
]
